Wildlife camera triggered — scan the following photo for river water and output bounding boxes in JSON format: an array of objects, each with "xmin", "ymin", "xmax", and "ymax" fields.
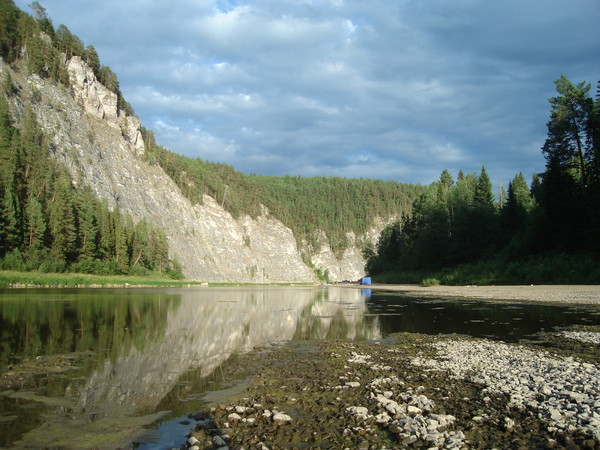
[{"xmin": 0, "ymin": 286, "xmax": 599, "ymax": 448}]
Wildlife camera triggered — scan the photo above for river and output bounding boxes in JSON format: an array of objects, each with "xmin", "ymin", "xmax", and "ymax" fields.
[{"xmin": 1, "ymin": 286, "xmax": 599, "ymax": 448}]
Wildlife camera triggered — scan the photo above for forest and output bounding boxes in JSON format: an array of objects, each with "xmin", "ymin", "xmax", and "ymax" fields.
[{"xmin": 365, "ymin": 76, "xmax": 600, "ymax": 285}]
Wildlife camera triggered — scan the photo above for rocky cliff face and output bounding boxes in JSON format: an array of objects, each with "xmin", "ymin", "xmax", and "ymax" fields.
[{"xmin": 3, "ymin": 56, "xmax": 385, "ymax": 282}]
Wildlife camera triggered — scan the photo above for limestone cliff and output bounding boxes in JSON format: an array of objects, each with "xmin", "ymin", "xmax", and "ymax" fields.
[{"xmin": 2, "ymin": 56, "xmax": 385, "ymax": 282}]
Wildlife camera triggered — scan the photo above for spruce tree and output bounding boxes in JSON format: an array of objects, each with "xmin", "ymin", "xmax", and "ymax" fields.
[
  {"xmin": 48, "ymin": 172, "xmax": 77, "ymax": 263},
  {"xmin": 25, "ymin": 194, "xmax": 46, "ymax": 250},
  {"xmin": 0, "ymin": 186, "xmax": 19, "ymax": 255},
  {"xmin": 474, "ymin": 165, "xmax": 494, "ymax": 209}
]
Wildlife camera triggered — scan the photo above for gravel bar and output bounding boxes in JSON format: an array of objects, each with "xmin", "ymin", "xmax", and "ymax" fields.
[{"xmin": 172, "ymin": 331, "xmax": 600, "ymax": 449}]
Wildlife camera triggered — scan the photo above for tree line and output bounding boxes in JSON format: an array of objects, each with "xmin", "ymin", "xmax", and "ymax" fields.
[{"xmin": 366, "ymin": 76, "xmax": 600, "ymax": 284}]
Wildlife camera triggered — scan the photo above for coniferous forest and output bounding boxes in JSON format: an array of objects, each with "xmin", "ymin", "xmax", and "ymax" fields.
[{"xmin": 365, "ymin": 76, "xmax": 600, "ymax": 284}]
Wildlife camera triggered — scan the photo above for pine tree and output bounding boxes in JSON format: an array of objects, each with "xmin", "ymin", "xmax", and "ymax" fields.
[
  {"xmin": 542, "ymin": 75, "xmax": 593, "ymax": 187},
  {"xmin": 474, "ymin": 165, "xmax": 494, "ymax": 210},
  {"xmin": 113, "ymin": 207, "xmax": 130, "ymax": 274},
  {"xmin": 48, "ymin": 172, "xmax": 77, "ymax": 263},
  {"xmin": 0, "ymin": 0, "xmax": 20, "ymax": 62},
  {"xmin": 0, "ymin": 186, "xmax": 20, "ymax": 255},
  {"xmin": 96, "ymin": 201, "xmax": 115, "ymax": 260},
  {"xmin": 76, "ymin": 191, "xmax": 98, "ymax": 260},
  {"xmin": 25, "ymin": 194, "xmax": 46, "ymax": 250},
  {"xmin": 501, "ymin": 172, "xmax": 534, "ymax": 241},
  {"xmin": 84, "ymin": 45, "xmax": 100, "ymax": 75}
]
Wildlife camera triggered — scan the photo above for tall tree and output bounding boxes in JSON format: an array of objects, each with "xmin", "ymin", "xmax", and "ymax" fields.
[
  {"xmin": 47, "ymin": 172, "xmax": 77, "ymax": 263},
  {"xmin": 0, "ymin": 186, "xmax": 20, "ymax": 255},
  {"xmin": 501, "ymin": 172, "xmax": 534, "ymax": 241},
  {"xmin": 25, "ymin": 194, "xmax": 46, "ymax": 250},
  {"xmin": 0, "ymin": 0, "xmax": 20, "ymax": 61},
  {"xmin": 542, "ymin": 75, "xmax": 593, "ymax": 187},
  {"xmin": 474, "ymin": 165, "xmax": 494, "ymax": 210}
]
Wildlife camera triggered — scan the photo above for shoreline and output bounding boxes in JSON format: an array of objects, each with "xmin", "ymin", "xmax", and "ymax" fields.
[{"xmin": 344, "ymin": 283, "xmax": 600, "ymax": 306}]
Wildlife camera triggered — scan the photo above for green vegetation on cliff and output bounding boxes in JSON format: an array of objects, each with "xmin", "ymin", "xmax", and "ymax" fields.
[{"xmin": 144, "ymin": 138, "xmax": 424, "ymax": 254}]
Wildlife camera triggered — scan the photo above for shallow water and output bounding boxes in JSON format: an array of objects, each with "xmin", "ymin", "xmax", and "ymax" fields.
[{"xmin": 0, "ymin": 286, "xmax": 598, "ymax": 448}]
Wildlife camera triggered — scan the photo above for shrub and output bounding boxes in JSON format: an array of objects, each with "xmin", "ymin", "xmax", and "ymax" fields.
[
  {"xmin": 421, "ymin": 277, "xmax": 440, "ymax": 287},
  {"xmin": 0, "ymin": 249, "xmax": 26, "ymax": 271}
]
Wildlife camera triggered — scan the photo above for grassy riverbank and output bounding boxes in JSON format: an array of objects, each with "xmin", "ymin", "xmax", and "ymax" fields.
[
  {"xmin": 0, "ymin": 270, "xmax": 318, "ymax": 288},
  {"xmin": 0, "ymin": 270, "xmax": 203, "ymax": 288}
]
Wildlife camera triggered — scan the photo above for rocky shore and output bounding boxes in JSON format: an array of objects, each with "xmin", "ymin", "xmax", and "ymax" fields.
[{"xmin": 172, "ymin": 329, "xmax": 600, "ymax": 449}]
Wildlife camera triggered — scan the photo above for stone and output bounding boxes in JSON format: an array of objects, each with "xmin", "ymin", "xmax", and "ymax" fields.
[
  {"xmin": 407, "ymin": 405, "xmax": 422, "ymax": 415},
  {"xmin": 272, "ymin": 412, "xmax": 292, "ymax": 424},
  {"xmin": 227, "ymin": 413, "xmax": 242, "ymax": 422},
  {"xmin": 186, "ymin": 436, "xmax": 199, "ymax": 447},
  {"xmin": 347, "ymin": 406, "xmax": 370, "ymax": 421},
  {"xmin": 375, "ymin": 412, "xmax": 391, "ymax": 424},
  {"xmin": 504, "ymin": 417, "xmax": 515, "ymax": 432},
  {"xmin": 213, "ymin": 435, "xmax": 227, "ymax": 446}
]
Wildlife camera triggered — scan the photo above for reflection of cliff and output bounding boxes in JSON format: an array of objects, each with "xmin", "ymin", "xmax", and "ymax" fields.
[{"xmin": 78, "ymin": 287, "xmax": 380, "ymax": 414}]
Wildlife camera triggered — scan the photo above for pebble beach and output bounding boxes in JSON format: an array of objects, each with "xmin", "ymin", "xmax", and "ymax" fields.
[{"xmin": 174, "ymin": 332, "xmax": 600, "ymax": 448}]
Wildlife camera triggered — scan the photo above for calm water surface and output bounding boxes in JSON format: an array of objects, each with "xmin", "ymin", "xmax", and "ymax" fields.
[{"xmin": 0, "ymin": 286, "xmax": 599, "ymax": 448}]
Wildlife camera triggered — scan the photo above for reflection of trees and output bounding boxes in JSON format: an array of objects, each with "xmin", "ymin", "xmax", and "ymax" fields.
[{"xmin": 0, "ymin": 290, "xmax": 177, "ymax": 367}]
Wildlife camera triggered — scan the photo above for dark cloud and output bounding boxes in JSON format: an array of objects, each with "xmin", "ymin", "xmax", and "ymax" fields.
[{"xmin": 15, "ymin": 0, "xmax": 600, "ymax": 187}]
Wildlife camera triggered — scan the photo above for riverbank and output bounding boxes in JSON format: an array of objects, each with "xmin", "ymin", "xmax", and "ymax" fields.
[
  {"xmin": 347, "ymin": 283, "xmax": 600, "ymax": 306},
  {"xmin": 0, "ymin": 270, "xmax": 203, "ymax": 288},
  {"xmin": 0, "ymin": 270, "xmax": 319, "ymax": 288},
  {"xmin": 171, "ymin": 330, "xmax": 600, "ymax": 449}
]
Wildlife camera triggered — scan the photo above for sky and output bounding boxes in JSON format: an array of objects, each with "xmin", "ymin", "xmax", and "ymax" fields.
[{"xmin": 14, "ymin": 0, "xmax": 600, "ymax": 188}]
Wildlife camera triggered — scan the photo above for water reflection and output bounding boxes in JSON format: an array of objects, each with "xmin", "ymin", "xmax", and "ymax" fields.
[
  {"xmin": 79, "ymin": 287, "xmax": 380, "ymax": 414},
  {"xmin": 366, "ymin": 292, "xmax": 600, "ymax": 341},
  {"xmin": 0, "ymin": 286, "xmax": 378, "ymax": 447}
]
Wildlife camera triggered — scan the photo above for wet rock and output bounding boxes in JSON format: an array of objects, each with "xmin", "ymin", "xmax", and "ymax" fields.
[
  {"xmin": 347, "ymin": 406, "xmax": 370, "ymax": 421},
  {"xmin": 185, "ymin": 436, "xmax": 199, "ymax": 447},
  {"xmin": 213, "ymin": 435, "xmax": 227, "ymax": 446}
]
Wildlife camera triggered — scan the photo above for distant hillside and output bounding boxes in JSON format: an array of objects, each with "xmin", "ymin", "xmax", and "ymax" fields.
[{"xmin": 144, "ymin": 142, "xmax": 423, "ymax": 255}]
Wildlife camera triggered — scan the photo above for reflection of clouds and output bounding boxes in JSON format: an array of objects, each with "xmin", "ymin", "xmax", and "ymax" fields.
[{"xmin": 79, "ymin": 287, "xmax": 380, "ymax": 414}]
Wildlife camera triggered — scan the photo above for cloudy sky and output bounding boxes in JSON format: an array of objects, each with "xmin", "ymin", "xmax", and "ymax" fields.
[{"xmin": 15, "ymin": 0, "xmax": 600, "ymax": 188}]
